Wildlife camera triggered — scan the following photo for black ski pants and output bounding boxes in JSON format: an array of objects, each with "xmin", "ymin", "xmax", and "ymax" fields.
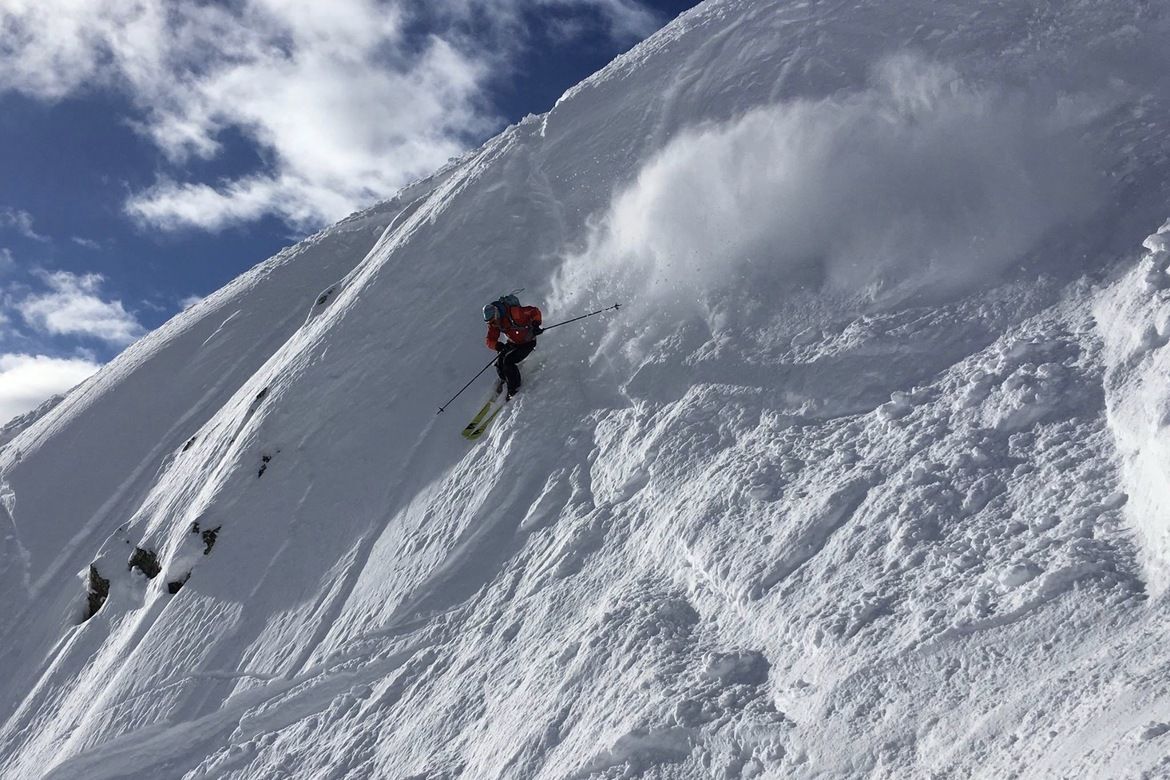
[{"xmin": 496, "ymin": 341, "xmax": 536, "ymax": 394}]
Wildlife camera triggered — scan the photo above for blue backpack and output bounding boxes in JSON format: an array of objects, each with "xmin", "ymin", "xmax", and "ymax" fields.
[{"xmin": 492, "ymin": 291, "xmax": 522, "ymax": 322}]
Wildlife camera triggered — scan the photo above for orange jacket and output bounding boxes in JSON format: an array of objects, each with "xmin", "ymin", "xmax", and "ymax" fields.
[{"xmin": 486, "ymin": 304, "xmax": 542, "ymax": 349}]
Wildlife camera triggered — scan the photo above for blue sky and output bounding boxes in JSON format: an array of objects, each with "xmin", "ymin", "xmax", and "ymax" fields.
[{"xmin": 0, "ymin": 0, "xmax": 697, "ymax": 421}]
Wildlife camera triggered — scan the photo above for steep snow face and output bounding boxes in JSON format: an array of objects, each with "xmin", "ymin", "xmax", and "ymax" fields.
[{"xmin": 3, "ymin": 1, "xmax": 1170, "ymax": 778}]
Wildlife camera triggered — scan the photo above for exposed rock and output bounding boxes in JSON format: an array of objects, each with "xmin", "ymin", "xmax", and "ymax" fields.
[
  {"xmin": 83, "ymin": 565, "xmax": 109, "ymax": 621},
  {"xmin": 190, "ymin": 521, "xmax": 221, "ymax": 555},
  {"xmin": 201, "ymin": 525, "xmax": 221, "ymax": 555},
  {"xmin": 167, "ymin": 573, "xmax": 191, "ymax": 595},
  {"xmin": 128, "ymin": 547, "xmax": 161, "ymax": 579}
]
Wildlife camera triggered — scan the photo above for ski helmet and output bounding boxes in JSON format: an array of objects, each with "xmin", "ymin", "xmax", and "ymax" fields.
[{"xmin": 483, "ymin": 303, "xmax": 499, "ymax": 322}]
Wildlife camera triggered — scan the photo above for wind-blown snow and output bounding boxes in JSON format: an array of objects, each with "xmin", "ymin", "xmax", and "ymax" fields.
[
  {"xmin": 570, "ymin": 54, "xmax": 1102, "ymax": 305},
  {"xmin": 3, "ymin": 1, "xmax": 1170, "ymax": 778}
]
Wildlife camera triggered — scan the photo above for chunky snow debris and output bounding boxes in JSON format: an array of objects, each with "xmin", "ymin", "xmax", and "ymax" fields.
[{"xmin": 1097, "ymin": 219, "xmax": 1170, "ymax": 592}]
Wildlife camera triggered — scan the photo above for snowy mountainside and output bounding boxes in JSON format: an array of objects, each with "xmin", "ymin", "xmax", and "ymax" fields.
[{"xmin": 3, "ymin": 1, "xmax": 1170, "ymax": 778}]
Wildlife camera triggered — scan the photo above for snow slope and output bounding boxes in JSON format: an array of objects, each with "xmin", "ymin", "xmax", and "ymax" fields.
[{"xmin": 3, "ymin": 1, "xmax": 1170, "ymax": 777}]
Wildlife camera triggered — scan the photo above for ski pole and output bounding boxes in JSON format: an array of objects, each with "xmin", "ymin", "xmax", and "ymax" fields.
[
  {"xmin": 437, "ymin": 303, "xmax": 621, "ymax": 415},
  {"xmin": 437, "ymin": 354, "xmax": 498, "ymax": 415},
  {"xmin": 542, "ymin": 303, "xmax": 621, "ymax": 332}
]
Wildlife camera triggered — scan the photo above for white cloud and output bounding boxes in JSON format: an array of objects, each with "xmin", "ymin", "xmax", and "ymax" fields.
[
  {"xmin": 0, "ymin": 0, "xmax": 659, "ymax": 233},
  {"xmin": 0, "ymin": 208, "xmax": 47, "ymax": 241},
  {"xmin": 16, "ymin": 271, "xmax": 145, "ymax": 346},
  {"xmin": 0, "ymin": 248, "xmax": 14, "ymax": 272},
  {"xmin": 0, "ymin": 353, "xmax": 100, "ymax": 424},
  {"xmin": 71, "ymin": 237, "xmax": 102, "ymax": 249}
]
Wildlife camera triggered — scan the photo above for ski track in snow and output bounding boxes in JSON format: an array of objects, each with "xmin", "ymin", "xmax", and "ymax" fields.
[{"xmin": 3, "ymin": 0, "xmax": 1170, "ymax": 778}]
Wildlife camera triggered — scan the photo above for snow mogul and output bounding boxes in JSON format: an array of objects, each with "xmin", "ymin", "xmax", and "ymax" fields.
[{"xmin": 483, "ymin": 294, "xmax": 543, "ymax": 400}]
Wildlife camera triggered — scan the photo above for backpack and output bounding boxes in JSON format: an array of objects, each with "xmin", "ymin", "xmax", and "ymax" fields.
[{"xmin": 492, "ymin": 291, "xmax": 522, "ymax": 324}]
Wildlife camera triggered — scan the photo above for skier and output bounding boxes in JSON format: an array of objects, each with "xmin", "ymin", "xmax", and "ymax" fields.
[{"xmin": 484, "ymin": 295, "xmax": 543, "ymax": 400}]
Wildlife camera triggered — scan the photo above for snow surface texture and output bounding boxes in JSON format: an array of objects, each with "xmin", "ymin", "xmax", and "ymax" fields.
[{"xmin": 3, "ymin": 1, "xmax": 1170, "ymax": 777}]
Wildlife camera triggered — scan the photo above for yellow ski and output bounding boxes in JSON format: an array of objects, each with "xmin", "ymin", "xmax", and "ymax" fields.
[
  {"xmin": 462, "ymin": 399, "xmax": 508, "ymax": 441},
  {"xmin": 461, "ymin": 391, "xmax": 505, "ymax": 440}
]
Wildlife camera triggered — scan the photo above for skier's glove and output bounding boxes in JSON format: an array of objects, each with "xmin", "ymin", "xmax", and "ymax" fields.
[
  {"xmin": 496, "ymin": 342, "xmax": 511, "ymax": 353},
  {"xmin": 532, "ymin": 325, "xmax": 544, "ymax": 336}
]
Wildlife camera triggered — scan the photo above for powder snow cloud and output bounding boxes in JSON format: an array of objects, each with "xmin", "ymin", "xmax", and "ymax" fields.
[
  {"xmin": 0, "ymin": 0, "xmax": 659, "ymax": 233},
  {"xmin": 565, "ymin": 56, "xmax": 1104, "ymax": 310}
]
